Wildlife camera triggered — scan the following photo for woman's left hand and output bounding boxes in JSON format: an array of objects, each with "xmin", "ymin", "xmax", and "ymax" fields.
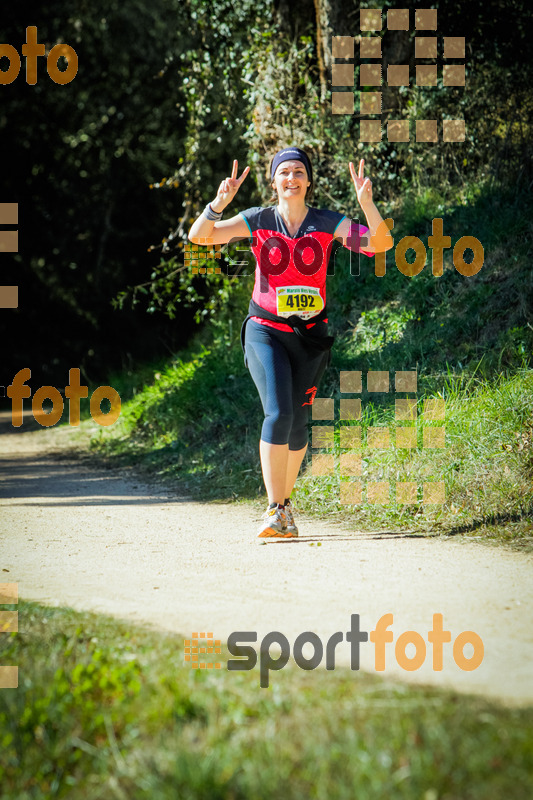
[{"xmin": 349, "ymin": 159, "xmax": 373, "ymax": 209}]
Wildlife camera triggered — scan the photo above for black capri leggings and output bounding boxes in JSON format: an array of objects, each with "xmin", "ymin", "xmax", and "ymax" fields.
[{"xmin": 244, "ymin": 318, "xmax": 330, "ymax": 450}]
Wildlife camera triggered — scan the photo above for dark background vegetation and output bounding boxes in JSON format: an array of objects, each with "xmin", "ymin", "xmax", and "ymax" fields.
[{"xmin": 1, "ymin": 0, "xmax": 531, "ymax": 389}]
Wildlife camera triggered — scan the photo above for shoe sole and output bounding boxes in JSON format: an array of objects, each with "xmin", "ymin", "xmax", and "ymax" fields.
[{"xmin": 257, "ymin": 526, "xmax": 298, "ymax": 539}]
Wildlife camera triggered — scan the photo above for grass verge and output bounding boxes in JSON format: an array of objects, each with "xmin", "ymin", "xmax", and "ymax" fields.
[
  {"xmin": 85, "ymin": 349, "xmax": 533, "ymax": 548},
  {"xmin": 1, "ymin": 601, "xmax": 532, "ymax": 799}
]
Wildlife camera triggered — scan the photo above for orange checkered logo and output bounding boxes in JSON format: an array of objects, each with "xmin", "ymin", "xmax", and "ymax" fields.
[
  {"xmin": 184, "ymin": 238, "xmax": 222, "ymax": 275},
  {"xmin": 0, "ymin": 203, "xmax": 18, "ymax": 309},
  {"xmin": 0, "ymin": 582, "xmax": 19, "ymax": 689},
  {"xmin": 332, "ymin": 8, "xmax": 466, "ymax": 143},
  {"xmin": 312, "ymin": 369, "xmax": 446, "ymax": 505},
  {"xmin": 184, "ymin": 632, "xmax": 222, "ymax": 670}
]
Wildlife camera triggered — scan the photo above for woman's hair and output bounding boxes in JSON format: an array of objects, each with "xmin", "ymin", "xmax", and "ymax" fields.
[{"xmin": 269, "ymin": 155, "xmax": 314, "ymax": 202}]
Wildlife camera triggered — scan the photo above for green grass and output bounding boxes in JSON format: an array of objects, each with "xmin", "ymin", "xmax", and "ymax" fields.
[
  {"xmin": 293, "ymin": 368, "xmax": 533, "ymax": 539},
  {"xmin": 1, "ymin": 601, "xmax": 532, "ymax": 799},
  {"xmin": 87, "ymin": 340, "xmax": 264, "ymax": 499},
  {"xmin": 86, "ymin": 350, "xmax": 533, "ymax": 546}
]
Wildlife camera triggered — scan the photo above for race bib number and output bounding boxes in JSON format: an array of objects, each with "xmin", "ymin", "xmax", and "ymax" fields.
[{"xmin": 276, "ymin": 286, "xmax": 324, "ymax": 319}]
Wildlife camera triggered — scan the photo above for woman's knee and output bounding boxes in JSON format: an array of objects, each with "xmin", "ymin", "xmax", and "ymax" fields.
[
  {"xmin": 288, "ymin": 426, "xmax": 308, "ymax": 451},
  {"xmin": 263, "ymin": 410, "xmax": 293, "ymax": 444},
  {"xmin": 288, "ymin": 405, "xmax": 311, "ymax": 450}
]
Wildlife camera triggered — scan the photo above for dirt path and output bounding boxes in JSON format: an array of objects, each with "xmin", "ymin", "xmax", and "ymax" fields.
[{"xmin": 1, "ymin": 411, "xmax": 532, "ymax": 705}]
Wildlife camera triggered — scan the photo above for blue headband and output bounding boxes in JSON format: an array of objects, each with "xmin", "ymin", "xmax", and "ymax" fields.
[{"xmin": 270, "ymin": 147, "xmax": 312, "ymax": 182}]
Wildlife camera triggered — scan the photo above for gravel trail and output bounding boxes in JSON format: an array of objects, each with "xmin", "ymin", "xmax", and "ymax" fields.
[{"xmin": 1, "ymin": 411, "xmax": 531, "ymax": 705}]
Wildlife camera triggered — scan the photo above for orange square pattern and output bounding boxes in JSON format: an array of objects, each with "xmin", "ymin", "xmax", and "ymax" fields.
[
  {"xmin": 360, "ymin": 120, "xmax": 382, "ymax": 142},
  {"xmin": 185, "ymin": 634, "xmax": 222, "ymax": 670},
  {"xmin": 312, "ymin": 454, "xmax": 335, "ymax": 476},
  {"xmin": 339, "ymin": 399, "xmax": 361, "ymax": 420},
  {"xmin": 395, "ymin": 399, "xmax": 417, "ymax": 420},
  {"xmin": 332, "ymin": 36, "xmax": 354, "ymax": 59},
  {"xmin": 387, "ymin": 9, "xmax": 409, "ymax": 30},
  {"xmin": 340, "ymin": 371, "xmax": 362, "ymax": 393},
  {"xmin": 312, "ymin": 426, "xmax": 335, "ymax": 449},
  {"xmin": 1, "ymin": 582, "xmax": 19, "ymax": 688},
  {"xmin": 443, "ymin": 65, "xmax": 465, "ymax": 86},
  {"xmin": 416, "ymin": 119, "xmax": 438, "ymax": 142},
  {"xmin": 423, "ymin": 427, "xmax": 446, "ymax": 448},
  {"xmin": 339, "ymin": 453, "xmax": 362, "ymax": 476},
  {"xmin": 415, "ymin": 37, "xmax": 437, "ymax": 58},
  {"xmin": 332, "ymin": 93, "xmax": 355, "ymax": 115},
  {"xmin": 367, "ymin": 427, "xmax": 391, "ymax": 449},
  {"xmin": 423, "ymin": 481, "xmax": 445, "ymax": 504},
  {"xmin": 307, "ymin": 370, "xmax": 446, "ymax": 508},
  {"xmin": 360, "ymin": 38, "xmax": 382, "ymax": 59},
  {"xmin": 360, "ymin": 92, "xmax": 382, "ymax": 115},
  {"xmin": 367, "ymin": 371, "xmax": 389, "ymax": 392},
  {"xmin": 388, "ymin": 120, "xmax": 409, "ymax": 142},
  {"xmin": 360, "ymin": 9, "xmax": 382, "ymax": 30},
  {"xmin": 443, "ymin": 120, "xmax": 466, "ymax": 142},
  {"xmin": 395, "ymin": 371, "xmax": 417, "ymax": 392},
  {"xmin": 395, "ymin": 428, "xmax": 417, "ymax": 449},
  {"xmin": 443, "ymin": 37, "xmax": 465, "ymax": 58},
  {"xmin": 0, "ymin": 584, "xmax": 18, "ymax": 603},
  {"xmin": 332, "ymin": 64, "xmax": 354, "ymax": 86},
  {"xmin": 415, "ymin": 9, "xmax": 437, "ymax": 29},
  {"xmin": 416, "ymin": 65, "xmax": 437, "ymax": 86},
  {"xmin": 339, "ymin": 426, "xmax": 362, "ymax": 448},
  {"xmin": 387, "ymin": 65, "xmax": 409, "ymax": 86},
  {"xmin": 312, "ymin": 398, "xmax": 334, "ymax": 420},
  {"xmin": 360, "ymin": 64, "xmax": 382, "ymax": 86}
]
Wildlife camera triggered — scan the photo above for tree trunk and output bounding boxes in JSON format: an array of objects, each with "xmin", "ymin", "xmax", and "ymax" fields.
[{"xmin": 313, "ymin": 0, "xmax": 344, "ymax": 102}]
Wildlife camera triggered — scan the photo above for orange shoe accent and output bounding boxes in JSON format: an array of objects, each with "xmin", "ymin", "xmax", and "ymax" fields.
[
  {"xmin": 257, "ymin": 506, "xmax": 291, "ymax": 537},
  {"xmin": 258, "ymin": 526, "xmax": 297, "ymax": 539}
]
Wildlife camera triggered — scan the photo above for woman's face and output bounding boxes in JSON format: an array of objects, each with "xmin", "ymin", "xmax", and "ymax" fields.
[{"xmin": 271, "ymin": 160, "xmax": 310, "ymax": 200}]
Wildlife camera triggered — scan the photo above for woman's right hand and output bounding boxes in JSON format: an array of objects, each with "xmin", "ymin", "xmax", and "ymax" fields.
[{"xmin": 213, "ymin": 160, "xmax": 250, "ymax": 211}]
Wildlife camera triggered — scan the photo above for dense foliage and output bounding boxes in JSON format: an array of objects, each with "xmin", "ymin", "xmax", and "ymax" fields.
[{"xmin": 1, "ymin": 0, "xmax": 531, "ymax": 387}]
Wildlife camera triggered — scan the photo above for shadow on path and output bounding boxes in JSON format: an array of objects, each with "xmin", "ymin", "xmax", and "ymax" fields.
[{"xmin": 0, "ymin": 452, "xmax": 192, "ymax": 506}]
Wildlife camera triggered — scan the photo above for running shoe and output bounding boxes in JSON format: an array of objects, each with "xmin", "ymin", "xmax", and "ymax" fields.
[
  {"xmin": 284, "ymin": 499, "xmax": 299, "ymax": 536},
  {"xmin": 257, "ymin": 504, "xmax": 294, "ymax": 538}
]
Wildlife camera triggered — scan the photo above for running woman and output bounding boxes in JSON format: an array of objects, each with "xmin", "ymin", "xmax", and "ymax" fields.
[{"xmin": 189, "ymin": 147, "xmax": 392, "ymax": 538}]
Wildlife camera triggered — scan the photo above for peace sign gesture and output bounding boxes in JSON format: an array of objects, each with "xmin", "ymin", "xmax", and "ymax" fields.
[
  {"xmin": 349, "ymin": 159, "xmax": 373, "ymax": 209},
  {"xmin": 214, "ymin": 160, "xmax": 250, "ymax": 210}
]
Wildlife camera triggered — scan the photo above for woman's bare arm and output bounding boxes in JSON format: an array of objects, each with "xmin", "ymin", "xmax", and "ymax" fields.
[
  {"xmin": 336, "ymin": 159, "xmax": 394, "ymax": 254},
  {"xmin": 188, "ymin": 160, "xmax": 251, "ymax": 245}
]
